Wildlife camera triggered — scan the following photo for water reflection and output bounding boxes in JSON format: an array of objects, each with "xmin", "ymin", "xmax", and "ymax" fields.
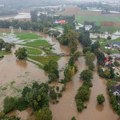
[
  {"xmin": 96, "ymin": 104, "xmax": 104, "ymax": 112},
  {"xmin": 16, "ymin": 60, "xmax": 27, "ymax": 68}
]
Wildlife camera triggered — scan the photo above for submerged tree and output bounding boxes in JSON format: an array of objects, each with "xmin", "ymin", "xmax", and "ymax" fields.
[
  {"xmin": 15, "ymin": 47, "xmax": 27, "ymax": 60},
  {"xmin": 35, "ymin": 108, "xmax": 52, "ymax": 120},
  {"xmin": 97, "ymin": 94, "xmax": 105, "ymax": 104}
]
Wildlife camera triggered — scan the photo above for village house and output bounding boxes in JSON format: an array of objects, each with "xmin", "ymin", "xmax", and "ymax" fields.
[{"xmin": 110, "ymin": 85, "xmax": 120, "ymax": 96}]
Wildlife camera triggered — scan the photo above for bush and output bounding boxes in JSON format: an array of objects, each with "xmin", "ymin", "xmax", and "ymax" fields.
[
  {"xmin": 71, "ymin": 116, "xmax": 76, "ymax": 120},
  {"xmin": 107, "ymin": 36, "xmax": 111, "ymax": 40},
  {"xmin": 3, "ymin": 97, "xmax": 17, "ymax": 113},
  {"xmin": 35, "ymin": 108, "xmax": 52, "ymax": 120},
  {"xmin": 16, "ymin": 98, "xmax": 28, "ymax": 111},
  {"xmin": 49, "ymin": 89, "xmax": 57, "ymax": 100},
  {"xmin": 75, "ymin": 84, "xmax": 90, "ymax": 112},
  {"xmin": 0, "ymin": 112, "xmax": 5, "ymax": 119},
  {"xmin": 97, "ymin": 94, "xmax": 105, "ymax": 104},
  {"xmin": 76, "ymin": 99, "xmax": 85, "ymax": 112},
  {"xmin": 58, "ymin": 93, "xmax": 62, "ymax": 98},
  {"xmin": 1, "ymin": 116, "xmax": 20, "ymax": 120},
  {"xmin": 56, "ymin": 86, "xmax": 59, "ymax": 92},
  {"xmin": 114, "ymin": 61, "xmax": 120, "ymax": 66},
  {"xmin": 80, "ymin": 69, "xmax": 93, "ymax": 81},
  {"xmin": 15, "ymin": 47, "xmax": 27, "ymax": 60}
]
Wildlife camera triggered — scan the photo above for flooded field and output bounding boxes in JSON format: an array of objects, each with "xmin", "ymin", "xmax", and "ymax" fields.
[
  {"xmin": 50, "ymin": 58, "xmax": 119, "ymax": 120},
  {"xmin": 0, "ymin": 46, "xmax": 48, "ymax": 110},
  {"xmin": 0, "ymin": 29, "xmax": 119, "ymax": 120}
]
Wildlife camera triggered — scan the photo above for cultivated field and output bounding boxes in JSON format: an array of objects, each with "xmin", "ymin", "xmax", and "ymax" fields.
[{"xmin": 60, "ymin": 6, "xmax": 120, "ymax": 32}]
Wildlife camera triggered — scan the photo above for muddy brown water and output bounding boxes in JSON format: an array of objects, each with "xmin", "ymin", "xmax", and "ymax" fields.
[
  {"xmin": 50, "ymin": 58, "xmax": 119, "ymax": 120},
  {"xmin": 0, "ymin": 30, "xmax": 70, "ymax": 119},
  {"xmin": 50, "ymin": 41, "xmax": 119, "ymax": 120},
  {"xmin": 0, "ymin": 29, "xmax": 118, "ymax": 120}
]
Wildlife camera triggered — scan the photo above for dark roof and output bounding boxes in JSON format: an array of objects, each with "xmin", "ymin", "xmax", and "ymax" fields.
[
  {"xmin": 110, "ymin": 42, "xmax": 120, "ymax": 46},
  {"xmin": 111, "ymin": 85, "xmax": 120, "ymax": 94}
]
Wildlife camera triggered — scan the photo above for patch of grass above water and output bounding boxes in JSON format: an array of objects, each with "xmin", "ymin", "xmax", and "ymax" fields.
[
  {"xmin": 23, "ymin": 39, "xmax": 49, "ymax": 48},
  {"xmin": 26, "ymin": 48, "xmax": 42, "ymax": 55},
  {"xmin": 29, "ymin": 55, "xmax": 60, "ymax": 65},
  {"xmin": 16, "ymin": 32, "xmax": 39, "ymax": 40}
]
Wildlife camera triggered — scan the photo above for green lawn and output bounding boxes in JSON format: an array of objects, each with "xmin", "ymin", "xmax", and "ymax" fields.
[
  {"xmin": 77, "ymin": 15, "xmax": 120, "ymax": 25},
  {"xmin": 26, "ymin": 48, "xmax": 42, "ymax": 55},
  {"xmin": 22, "ymin": 39, "xmax": 49, "ymax": 48},
  {"xmin": 100, "ymin": 26, "xmax": 120, "ymax": 33},
  {"xmin": 29, "ymin": 55, "xmax": 60, "ymax": 65},
  {"xmin": 76, "ymin": 15, "xmax": 120, "ymax": 32},
  {"xmin": 16, "ymin": 32, "xmax": 39, "ymax": 40}
]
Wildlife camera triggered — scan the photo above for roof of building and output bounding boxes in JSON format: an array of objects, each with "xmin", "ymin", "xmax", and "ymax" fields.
[{"xmin": 111, "ymin": 85, "xmax": 120, "ymax": 94}]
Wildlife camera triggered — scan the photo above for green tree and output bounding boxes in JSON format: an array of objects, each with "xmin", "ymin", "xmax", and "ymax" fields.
[
  {"xmin": 44, "ymin": 60, "xmax": 59, "ymax": 82},
  {"xmin": 48, "ymin": 73, "xmax": 58, "ymax": 82},
  {"xmin": 83, "ymin": 47, "xmax": 91, "ymax": 54},
  {"xmin": 0, "ymin": 39, "xmax": 4, "ymax": 50},
  {"xmin": 71, "ymin": 116, "xmax": 76, "ymax": 120},
  {"xmin": 76, "ymin": 99, "xmax": 85, "ymax": 112},
  {"xmin": 85, "ymin": 51, "xmax": 95, "ymax": 70},
  {"xmin": 97, "ymin": 94, "xmax": 105, "ymax": 104},
  {"xmin": 22, "ymin": 82, "xmax": 49, "ymax": 111},
  {"xmin": 107, "ymin": 36, "xmax": 111, "ymax": 40},
  {"xmin": 35, "ymin": 108, "xmax": 52, "ymax": 120},
  {"xmin": 76, "ymin": 85, "xmax": 90, "ymax": 101},
  {"xmin": 5, "ymin": 43, "xmax": 12, "ymax": 52},
  {"xmin": 3, "ymin": 97, "xmax": 17, "ymax": 113},
  {"xmin": 49, "ymin": 89, "xmax": 57, "ymax": 100},
  {"xmin": 58, "ymin": 29, "xmax": 78, "ymax": 53},
  {"xmin": 78, "ymin": 29, "xmax": 91, "ymax": 47},
  {"xmin": 15, "ymin": 47, "xmax": 27, "ymax": 60},
  {"xmin": 80, "ymin": 69, "xmax": 93, "ymax": 81},
  {"xmin": 95, "ymin": 50, "xmax": 105, "ymax": 66},
  {"xmin": 106, "ymin": 80, "xmax": 117, "ymax": 90},
  {"xmin": 91, "ymin": 41, "xmax": 100, "ymax": 52},
  {"xmin": 64, "ymin": 65, "xmax": 77, "ymax": 81}
]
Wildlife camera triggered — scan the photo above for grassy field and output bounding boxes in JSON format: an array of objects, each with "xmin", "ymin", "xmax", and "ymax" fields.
[
  {"xmin": 29, "ymin": 55, "xmax": 60, "ymax": 65},
  {"xmin": 76, "ymin": 15, "xmax": 120, "ymax": 25},
  {"xmin": 61, "ymin": 6, "xmax": 120, "ymax": 33},
  {"xmin": 99, "ymin": 38, "xmax": 120, "ymax": 54},
  {"xmin": 26, "ymin": 48, "xmax": 42, "ymax": 55},
  {"xmin": 23, "ymin": 39, "xmax": 49, "ymax": 48},
  {"xmin": 16, "ymin": 32, "xmax": 39, "ymax": 40}
]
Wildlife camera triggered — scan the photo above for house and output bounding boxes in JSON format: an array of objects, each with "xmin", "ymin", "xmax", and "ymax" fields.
[
  {"xmin": 75, "ymin": 23, "xmax": 84, "ymax": 30},
  {"xmin": 110, "ymin": 54, "xmax": 120, "ymax": 60},
  {"xmin": 110, "ymin": 42, "xmax": 120, "ymax": 49},
  {"xmin": 104, "ymin": 57, "xmax": 113, "ymax": 66},
  {"xmin": 55, "ymin": 20, "xmax": 66, "ymax": 24},
  {"xmin": 110, "ymin": 85, "xmax": 120, "ymax": 96},
  {"xmin": 84, "ymin": 25, "xmax": 92, "ymax": 31}
]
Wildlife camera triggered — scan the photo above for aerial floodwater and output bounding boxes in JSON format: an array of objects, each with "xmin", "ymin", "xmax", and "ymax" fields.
[
  {"xmin": 49, "ymin": 43, "xmax": 119, "ymax": 120},
  {"xmin": 0, "ymin": 29, "xmax": 119, "ymax": 120},
  {"xmin": 0, "ymin": 1, "xmax": 120, "ymax": 119}
]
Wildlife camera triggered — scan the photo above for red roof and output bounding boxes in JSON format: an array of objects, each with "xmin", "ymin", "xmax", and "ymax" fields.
[
  {"xmin": 58, "ymin": 20, "xmax": 66, "ymax": 24},
  {"xmin": 104, "ymin": 57, "xmax": 109, "ymax": 63}
]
